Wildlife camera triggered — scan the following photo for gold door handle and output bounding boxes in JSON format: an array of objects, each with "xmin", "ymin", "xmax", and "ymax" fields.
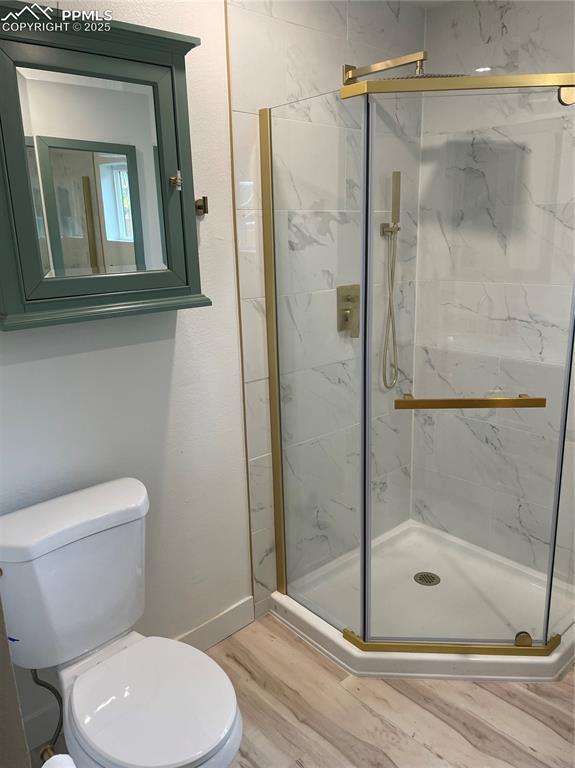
[{"xmin": 395, "ymin": 394, "xmax": 547, "ymax": 410}]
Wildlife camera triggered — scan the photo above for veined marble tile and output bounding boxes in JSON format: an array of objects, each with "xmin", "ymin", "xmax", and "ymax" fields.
[
  {"xmin": 248, "ymin": 453, "xmax": 274, "ymax": 533},
  {"xmin": 425, "ymin": 0, "xmax": 574, "ymax": 75},
  {"xmin": 280, "ymin": 359, "xmax": 361, "ymax": 447},
  {"xmin": 412, "ymin": 346, "xmax": 570, "ymax": 438},
  {"xmin": 496, "ymin": 200, "xmax": 575, "ymax": 287},
  {"xmin": 489, "ymin": 492, "xmax": 554, "ymax": 574},
  {"xmin": 372, "ymin": 208, "xmax": 419, "ymax": 285},
  {"xmin": 232, "ymin": 111, "xmax": 261, "ymax": 210},
  {"xmin": 271, "ymin": 117, "xmax": 348, "ymax": 211},
  {"xmin": 237, "ymin": 209, "xmax": 265, "ymax": 299},
  {"xmin": 277, "ymin": 290, "xmax": 360, "ymax": 374},
  {"xmin": 371, "ymin": 465, "xmax": 411, "ymax": 540},
  {"xmin": 241, "ymin": 297, "xmax": 268, "ymax": 383},
  {"xmin": 245, "ymin": 378, "xmax": 272, "ymax": 459},
  {"xmin": 252, "ymin": 526, "xmax": 277, "ymax": 602},
  {"xmin": 273, "ymin": 89, "xmax": 363, "ymax": 130},
  {"xmin": 421, "ymin": 88, "xmax": 571, "ymax": 137},
  {"xmin": 567, "ymin": 354, "xmax": 575, "ymax": 443},
  {"xmin": 411, "ymin": 468, "xmax": 492, "ymax": 550},
  {"xmin": 416, "ymin": 281, "xmax": 572, "ymax": 365},
  {"xmin": 414, "ymin": 345, "xmax": 500, "ymax": 399},
  {"xmin": 497, "ymin": 357, "xmax": 566, "ymax": 439},
  {"xmin": 514, "ymin": 0, "xmax": 575, "ymax": 73},
  {"xmin": 228, "ymin": 5, "xmax": 287, "ymax": 114},
  {"xmin": 284, "ymin": 21, "xmax": 348, "ymax": 104},
  {"xmin": 425, "ymin": 0, "xmax": 520, "ymax": 76},
  {"xmin": 412, "ymin": 345, "xmax": 499, "ymax": 422},
  {"xmin": 371, "ymin": 410, "xmax": 412, "ymax": 476},
  {"xmin": 415, "ymin": 411, "xmax": 560, "ymax": 509},
  {"xmin": 508, "ymin": 114, "xmax": 574, "ymax": 206},
  {"xmin": 271, "ymin": 1, "xmax": 347, "ymax": 37},
  {"xmin": 372, "ymin": 280, "xmax": 415, "ymax": 348},
  {"xmin": 417, "ymin": 199, "xmax": 574, "ymax": 286},
  {"xmin": 345, "ymin": 126, "xmax": 363, "ymax": 212},
  {"xmin": 421, "ymin": 115, "xmax": 573, "ymax": 207},
  {"xmin": 555, "ymin": 440, "xmax": 574, "ymax": 585},
  {"xmin": 418, "ymin": 116, "xmax": 574, "ymax": 287},
  {"xmin": 347, "ymin": 0, "xmax": 425, "ymax": 55},
  {"xmin": 412, "ymin": 409, "xmax": 436, "ymax": 468},
  {"xmin": 371, "ymin": 97, "xmax": 422, "ymax": 215},
  {"xmin": 284, "ymin": 426, "xmax": 361, "ymax": 579},
  {"xmin": 274, "ymin": 210, "xmax": 362, "ymax": 296},
  {"xmin": 371, "ymin": 343, "xmax": 414, "ymax": 419}
]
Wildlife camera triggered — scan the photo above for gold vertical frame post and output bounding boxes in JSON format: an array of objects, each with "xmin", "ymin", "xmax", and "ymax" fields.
[{"xmin": 259, "ymin": 108, "xmax": 287, "ymax": 594}]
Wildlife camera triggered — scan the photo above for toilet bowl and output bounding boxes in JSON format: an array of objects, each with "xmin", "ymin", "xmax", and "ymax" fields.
[
  {"xmin": 57, "ymin": 632, "xmax": 242, "ymax": 768},
  {"xmin": 0, "ymin": 479, "xmax": 242, "ymax": 768},
  {"xmin": 59, "ymin": 633, "xmax": 242, "ymax": 768}
]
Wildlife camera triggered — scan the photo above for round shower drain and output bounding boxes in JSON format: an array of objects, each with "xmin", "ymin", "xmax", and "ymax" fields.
[{"xmin": 414, "ymin": 571, "xmax": 441, "ymax": 586}]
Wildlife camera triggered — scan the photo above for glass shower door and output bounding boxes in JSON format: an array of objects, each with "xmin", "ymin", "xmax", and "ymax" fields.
[
  {"xmin": 270, "ymin": 92, "xmax": 366, "ymax": 633},
  {"xmin": 368, "ymin": 87, "xmax": 575, "ymax": 645}
]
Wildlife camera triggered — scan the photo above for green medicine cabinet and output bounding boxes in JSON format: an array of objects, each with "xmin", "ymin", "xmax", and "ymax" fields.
[{"xmin": 0, "ymin": 3, "xmax": 211, "ymax": 330}]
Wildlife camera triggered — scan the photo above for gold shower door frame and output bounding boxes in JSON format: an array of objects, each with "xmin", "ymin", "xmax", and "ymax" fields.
[{"xmin": 258, "ymin": 70, "xmax": 575, "ymax": 656}]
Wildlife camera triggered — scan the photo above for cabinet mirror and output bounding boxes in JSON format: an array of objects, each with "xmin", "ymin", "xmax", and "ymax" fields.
[
  {"xmin": 0, "ymin": 15, "xmax": 210, "ymax": 330},
  {"xmin": 18, "ymin": 69, "xmax": 165, "ymax": 278}
]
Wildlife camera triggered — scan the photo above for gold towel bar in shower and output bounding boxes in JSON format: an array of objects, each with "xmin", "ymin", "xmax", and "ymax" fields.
[{"xmin": 394, "ymin": 394, "xmax": 547, "ymax": 410}]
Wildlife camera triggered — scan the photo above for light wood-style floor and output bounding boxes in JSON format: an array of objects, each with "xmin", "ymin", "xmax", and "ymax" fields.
[{"xmin": 208, "ymin": 614, "xmax": 575, "ymax": 768}]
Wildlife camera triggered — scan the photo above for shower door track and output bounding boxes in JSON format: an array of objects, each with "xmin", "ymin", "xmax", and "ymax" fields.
[{"xmin": 343, "ymin": 629, "xmax": 562, "ymax": 656}]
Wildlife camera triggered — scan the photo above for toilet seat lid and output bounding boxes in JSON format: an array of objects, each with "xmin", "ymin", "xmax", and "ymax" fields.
[{"xmin": 70, "ymin": 636, "xmax": 237, "ymax": 768}]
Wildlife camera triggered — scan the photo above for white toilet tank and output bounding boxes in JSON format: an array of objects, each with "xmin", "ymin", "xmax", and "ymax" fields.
[{"xmin": 0, "ymin": 478, "xmax": 149, "ymax": 669}]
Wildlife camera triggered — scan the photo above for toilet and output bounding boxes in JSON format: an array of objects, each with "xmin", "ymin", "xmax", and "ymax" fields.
[{"xmin": 0, "ymin": 478, "xmax": 242, "ymax": 768}]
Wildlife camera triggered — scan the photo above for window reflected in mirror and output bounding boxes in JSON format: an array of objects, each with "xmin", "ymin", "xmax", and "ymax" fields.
[{"xmin": 17, "ymin": 68, "xmax": 167, "ymax": 278}]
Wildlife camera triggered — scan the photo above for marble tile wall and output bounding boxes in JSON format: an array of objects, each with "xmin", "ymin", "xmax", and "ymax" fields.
[
  {"xmin": 271, "ymin": 95, "xmax": 364, "ymax": 582},
  {"xmin": 227, "ymin": 0, "xmax": 425, "ymax": 606},
  {"xmin": 412, "ymin": 1, "xmax": 575, "ymax": 586}
]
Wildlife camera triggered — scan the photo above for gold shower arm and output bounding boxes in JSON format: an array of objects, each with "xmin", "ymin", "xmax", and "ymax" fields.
[
  {"xmin": 395, "ymin": 394, "xmax": 547, "ymax": 410},
  {"xmin": 343, "ymin": 51, "xmax": 428, "ymax": 85}
]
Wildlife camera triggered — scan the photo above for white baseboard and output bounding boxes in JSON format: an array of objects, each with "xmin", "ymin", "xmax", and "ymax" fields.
[
  {"xmin": 24, "ymin": 595, "xmax": 255, "ymax": 750},
  {"xmin": 177, "ymin": 596, "xmax": 254, "ymax": 651}
]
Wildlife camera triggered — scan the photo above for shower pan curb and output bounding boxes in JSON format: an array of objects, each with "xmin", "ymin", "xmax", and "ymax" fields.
[{"xmin": 270, "ymin": 592, "xmax": 574, "ymax": 681}]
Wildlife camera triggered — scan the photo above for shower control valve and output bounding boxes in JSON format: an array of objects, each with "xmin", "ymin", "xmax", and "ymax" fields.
[{"xmin": 337, "ymin": 284, "xmax": 360, "ymax": 338}]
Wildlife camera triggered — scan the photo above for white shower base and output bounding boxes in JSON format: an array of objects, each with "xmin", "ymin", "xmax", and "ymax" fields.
[{"xmin": 271, "ymin": 521, "xmax": 575, "ymax": 680}]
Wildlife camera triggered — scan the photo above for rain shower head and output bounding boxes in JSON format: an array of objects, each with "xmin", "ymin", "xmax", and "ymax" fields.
[
  {"xmin": 343, "ymin": 50, "xmax": 429, "ymax": 85},
  {"xmin": 340, "ymin": 57, "xmax": 575, "ymax": 105},
  {"xmin": 380, "ymin": 73, "xmax": 466, "ymax": 79},
  {"xmin": 342, "ymin": 51, "xmax": 469, "ymax": 86}
]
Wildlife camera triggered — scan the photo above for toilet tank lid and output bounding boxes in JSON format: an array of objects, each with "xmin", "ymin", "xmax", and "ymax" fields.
[{"xmin": 0, "ymin": 479, "xmax": 149, "ymax": 563}]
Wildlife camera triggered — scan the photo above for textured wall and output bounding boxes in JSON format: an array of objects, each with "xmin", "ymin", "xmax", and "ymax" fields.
[{"xmin": 1, "ymin": 0, "xmax": 252, "ymax": 748}]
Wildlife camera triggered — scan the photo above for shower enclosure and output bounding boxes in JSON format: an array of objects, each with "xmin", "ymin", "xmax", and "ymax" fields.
[{"xmin": 260, "ymin": 64, "xmax": 575, "ymax": 661}]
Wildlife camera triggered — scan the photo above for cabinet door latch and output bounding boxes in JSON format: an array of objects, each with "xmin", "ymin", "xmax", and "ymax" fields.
[{"xmin": 169, "ymin": 170, "xmax": 183, "ymax": 191}]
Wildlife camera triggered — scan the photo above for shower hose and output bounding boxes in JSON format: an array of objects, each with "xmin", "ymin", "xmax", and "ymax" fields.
[{"xmin": 382, "ymin": 223, "xmax": 399, "ymax": 390}]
